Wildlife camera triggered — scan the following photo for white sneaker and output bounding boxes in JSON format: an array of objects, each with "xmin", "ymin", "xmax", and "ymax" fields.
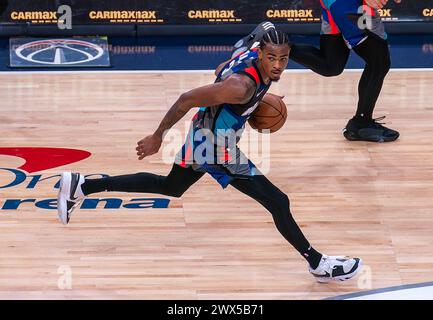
[
  {"xmin": 57, "ymin": 172, "xmax": 85, "ymax": 225},
  {"xmin": 309, "ymin": 255, "xmax": 363, "ymax": 283}
]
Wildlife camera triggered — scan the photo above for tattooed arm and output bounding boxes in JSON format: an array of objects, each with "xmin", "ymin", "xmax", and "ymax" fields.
[{"xmin": 136, "ymin": 74, "xmax": 255, "ymax": 160}]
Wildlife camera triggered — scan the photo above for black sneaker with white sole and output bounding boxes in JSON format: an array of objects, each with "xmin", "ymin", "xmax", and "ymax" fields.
[
  {"xmin": 231, "ymin": 21, "xmax": 276, "ymax": 58},
  {"xmin": 343, "ymin": 116, "xmax": 400, "ymax": 142},
  {"xmin": 309, "ymin": 255, "xmax": 363, "ymax": 283},
  {"xmin": 57, "ymin": 172, "xmax": 85, "ymax": 225}
]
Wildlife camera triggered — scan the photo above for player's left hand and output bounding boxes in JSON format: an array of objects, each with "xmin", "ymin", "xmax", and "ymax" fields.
[
  {"xmin": 365, "ymin": 0, "xmax": 388, "ymax": 9},
  {"xmin": 136, "ymin": 134, "xmax": 162, "ymax": 160}
]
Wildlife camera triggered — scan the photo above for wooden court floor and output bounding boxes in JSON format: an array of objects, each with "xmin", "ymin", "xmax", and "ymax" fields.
[{"xmin": 0, "ymin": 70, "xmax": 432, "ymax": 299}]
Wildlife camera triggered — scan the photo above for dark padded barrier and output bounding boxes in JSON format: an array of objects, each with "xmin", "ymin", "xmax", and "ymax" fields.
[
  {"xmin": 0, "ymin": 23, "xmax": 136, "ymax": 37},
  {"xmin": 0, "ymin": 22, "xmax": 431, "ymax": 37},
  {"xmin": 136, "ymin": 22, "xmax": 433, "ymax": 36},
  {"xmin": 0, "ymin": 0, "xmax": 432, "ymax": 37}
]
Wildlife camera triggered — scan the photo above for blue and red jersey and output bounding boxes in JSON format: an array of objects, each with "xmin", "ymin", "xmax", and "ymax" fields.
[
  {"xmin": 320, "ymin": 0, "xmax": 387, "ymax": 48},
  {"xmin": 175, "ymin": 49, "xmax": 271, "ymax": 188}
]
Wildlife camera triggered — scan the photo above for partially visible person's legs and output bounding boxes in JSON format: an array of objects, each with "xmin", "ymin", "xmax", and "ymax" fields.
[
  {"xmin": 324, "ymin": 0, "xmax": 399, "ymax": 141},
  {"xmin": 292, "ymin": 0, "xmax": 399, "ymax": 142},
  {"xmin": 229, "ymin": 174, "xmax": 362, "ymax": 282},
  {"xmin": 352, "ymin": 33, "xmax": 391, "ymax": 122}
]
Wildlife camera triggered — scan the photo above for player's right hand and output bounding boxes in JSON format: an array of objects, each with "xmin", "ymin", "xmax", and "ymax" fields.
[
  {"xmin": 364, "ymin": 0, "xmax": 388, "ymax": 9},
  {"xmin": 136, "ymin": 134, "xmax": 162, "ymax": 160}
]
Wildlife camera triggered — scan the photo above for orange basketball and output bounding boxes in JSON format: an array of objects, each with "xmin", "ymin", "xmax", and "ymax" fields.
[{"xmin": 248, "ymin": 93, "xmax": 287, "ymax": 133}]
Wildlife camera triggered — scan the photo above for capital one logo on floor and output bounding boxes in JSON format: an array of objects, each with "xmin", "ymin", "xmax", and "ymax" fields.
[{"xmin": 0, "ymin": 147, "xmax": 169, "ymax": 211}]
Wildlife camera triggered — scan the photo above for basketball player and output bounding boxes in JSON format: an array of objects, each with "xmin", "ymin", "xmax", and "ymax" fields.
[
  {"xmin": 232, "ymin": 0, "xmax": 399, "ymax": 143},
  {"xmin": 57, "ymin": 29, "xmax": 362, "ymax": 283}
]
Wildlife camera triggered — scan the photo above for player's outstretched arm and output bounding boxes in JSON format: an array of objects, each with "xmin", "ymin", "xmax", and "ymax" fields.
[{"xmin": 136, "ymin": 74, "xmax": 255, "ymax": 160}]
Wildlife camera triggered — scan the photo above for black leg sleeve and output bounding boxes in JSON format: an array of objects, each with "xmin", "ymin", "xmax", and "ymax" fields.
[
  {"xmin": 352, "ymin": 34, "xmax": 391, "ymax": 120},
  {"xmin": 290, "ymin": 34, "xmax": 350, "ymax": 77},
  {"xmin": 229, "ymin": 175, "xmax": 322, "ymax": 268},
  {"xmin": 81, "ymin": 164, "xmax": 204, "ymax": 198}
]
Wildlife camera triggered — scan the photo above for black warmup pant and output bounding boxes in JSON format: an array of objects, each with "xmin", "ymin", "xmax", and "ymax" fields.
[
  {"xmin": 290, "ymin": 33, "xmax": 391, "ymax": 121},
  {"xmin": 82, "ymin": 164, "xmax": 321, "ymax": 267}
]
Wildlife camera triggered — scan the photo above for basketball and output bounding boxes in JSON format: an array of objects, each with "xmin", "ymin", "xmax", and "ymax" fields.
[{"xmin": 248, "ymin": 93, "xmax": 287, "ymax": 133}]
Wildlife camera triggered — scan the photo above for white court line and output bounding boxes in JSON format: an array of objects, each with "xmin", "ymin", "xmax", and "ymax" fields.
[
  {"xmin": 0, "ymin": 68, "xmax": 432, "ymax": 75},
  {"xmin": 328, "ymin": 281, "xmax": 433, "ymax": 300}
]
